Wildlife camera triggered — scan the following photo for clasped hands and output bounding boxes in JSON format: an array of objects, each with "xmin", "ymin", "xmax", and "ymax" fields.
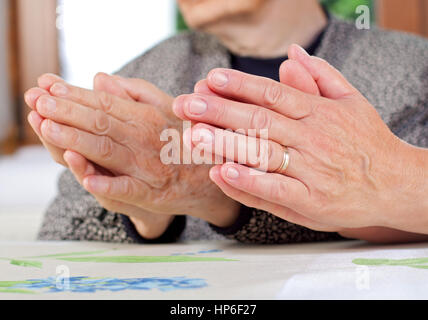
[{"xmin": 25, "ymin": 44, "xmax": 427, "ymax": 241}]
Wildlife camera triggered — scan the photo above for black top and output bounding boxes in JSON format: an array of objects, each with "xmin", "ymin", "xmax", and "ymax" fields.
[
  {"xmin": 230, "ymin": 27, "xmax": 326, "ymax": 81},
  {"xmin": 230, "ymin": 5, "xmax": 329, "ymax": 81}
]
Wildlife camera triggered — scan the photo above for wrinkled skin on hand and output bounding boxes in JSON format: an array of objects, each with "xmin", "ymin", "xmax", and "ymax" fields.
[{"xmin": 26, "ymin": 73, "xmax": 240, "ymax": 228}]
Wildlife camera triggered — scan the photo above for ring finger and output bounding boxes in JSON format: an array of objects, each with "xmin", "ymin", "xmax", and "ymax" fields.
[
  {"xmin": 209, "ymin": 166, "xmax": 339, "ymax": 232},
  {"xmin": 189, "ymin": 123, "xmax": 303, "ymax": 177}
]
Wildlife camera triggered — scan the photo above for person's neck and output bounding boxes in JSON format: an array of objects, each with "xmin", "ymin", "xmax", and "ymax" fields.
[{"xmin": 201, "ymin": 0, "xmax": 328, "ymax": 58}]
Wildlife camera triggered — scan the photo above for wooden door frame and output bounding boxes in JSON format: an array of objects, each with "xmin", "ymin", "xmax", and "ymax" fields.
[
  {"xmin": 0, "ymin": 0, "xmax": 18, "ymax": 154},
  {"xmin": 14, "ymin": 0, "xmax": 60, "ymax": 145},
  {"xmin": 377, "ymin": 0, "xmax": 428, "ymax": 37}
]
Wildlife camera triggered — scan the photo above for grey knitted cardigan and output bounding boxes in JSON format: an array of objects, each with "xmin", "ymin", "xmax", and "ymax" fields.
[{"xmin": 38, "ymin": 17, "xmax": 428, "ymax": 244}]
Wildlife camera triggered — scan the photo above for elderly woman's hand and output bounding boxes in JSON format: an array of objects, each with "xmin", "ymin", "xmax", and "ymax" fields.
[
  {"xmin": 173, "ymin": 45, "xmax": 428, "ymax": 235},
  {"xmin": 25, "ymin": 73, "xmax": 177, "ymax": 239},
  {"xmin": 25, "ymin": 73, "xmax": 240, "ymax": 231}
]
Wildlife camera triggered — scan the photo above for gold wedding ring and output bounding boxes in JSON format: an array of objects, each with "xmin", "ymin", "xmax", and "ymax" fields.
[{"xmin": 275, "ymin": 146, "xmax": 290, "ymax": 174}]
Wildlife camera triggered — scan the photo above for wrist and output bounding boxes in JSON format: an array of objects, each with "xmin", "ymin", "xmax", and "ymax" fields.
[
  {"xmin": 383, "ymin": 141, "xmax": 428, "ymax": 233},
  {"xmin": 196, "ymin": 199, "xmax": 241, "ymax": 228},
  {"xmin": 130, "ymin": 215, "xmax": 175, "ymax": 240},
  {"xmin": 407, "ymin": 145, "xmax": 428, "ymax": 231}
]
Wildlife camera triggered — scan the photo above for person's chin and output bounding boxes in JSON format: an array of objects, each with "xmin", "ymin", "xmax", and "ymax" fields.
[{"xmin": 181, "ymin": 0, "xmax": 265, "ymax": 30}]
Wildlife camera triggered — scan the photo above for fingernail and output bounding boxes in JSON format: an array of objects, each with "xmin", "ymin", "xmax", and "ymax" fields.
[
  {"xmin": 38, "ymin": 96, "xmax": 57, "ymax": 114},
  {"xmin": 193, "ymin": 128, "xmax": 213, "ymax": 145},
  {"xmin": 226, "ymin": 167, "xmax": 240, "ymax": 179},
  {"xmin": 189, "ymin": 98, "xmax": 207, "ymax": 115},
  {"xmin": 50, "ymin": 83, "xmax": 68, "ymax": 96},
  {"xmin": 211, "ymin": 71, "xmax": 229, "ymax": 87}
]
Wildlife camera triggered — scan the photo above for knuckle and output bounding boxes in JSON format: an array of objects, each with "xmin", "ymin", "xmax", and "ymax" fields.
[
  {"xmin": 59, "ymin": 100, "xmax": 72, "ymax": 117},
  {"xmin": 103, "ymin": 182, "xmax": 113, "ymax": 197},
  {"xmin": 97, "ymin": 91, "xmax": 113, "ymax": 114},
  {"xmin": 263, "ymin": 82, "xmax": 285, "ymax": 107},
  {"xmin": 121, "ymin": 178, "xmax": 133, "ymax": 198},
  {"xmin": 267, "ymin": 142, "xmax": 276, "ymax": 168},
  {"xmin": 94, "ymin": 109, "xmax": 111, "ymax": 135},
  {"xmin": 244, "ymin": 175, "xmax": 257, "ymax": 193},
  {"xmin": 249, "ymin": 108, "xmax": 271, "ymax": 130},
  {"xmin": 213, "ymin": 100, "xmax": 228, "ymax": 124},
  {"xmin": 252, "ymin": 139, "xmax": 270, "ymax": 170},
  {"xmin": 69, "ymin": 128, "xmax": 81, "ymax": 148},
  {"xmin": 98, "ymin": 136, "xmax": 114, "ymax": 159},
  {"xmin": 233, "ymin": 73, "xmax": 245, "ymax": 95},
  {"xmin": 70, "ymin": 85, "xmax": 84, "ymax": 102}
]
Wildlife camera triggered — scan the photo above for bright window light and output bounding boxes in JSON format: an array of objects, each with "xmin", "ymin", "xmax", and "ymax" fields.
[{"xmin": 57, "ymin": 0, "xmax": 176, "ymax": 88}]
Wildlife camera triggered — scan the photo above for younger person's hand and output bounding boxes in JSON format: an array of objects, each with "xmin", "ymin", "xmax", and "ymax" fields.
[{"xmin": 173, "ymin": 44, "xmax": 428, "ymax": 236}]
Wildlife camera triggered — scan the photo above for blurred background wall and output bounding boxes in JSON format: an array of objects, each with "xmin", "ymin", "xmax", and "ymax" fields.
[
  {"xmin": 57, "ymin": 0, "xmax": 175, "ymax": 89},
  {"xmin": 0, "ymin": 0, "xmax": 12, "ymax": 144}
]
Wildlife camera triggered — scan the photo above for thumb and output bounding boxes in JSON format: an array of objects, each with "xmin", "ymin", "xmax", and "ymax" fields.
[
  {"xmin": 194, "ymin": 79, "xmax": 221, "ymax": 97},
  {"xmin": 93, "ymin": 72, "xmax": 133, "ymax": 101},
  {"xmin": 112, "ymin": 75, "xmax": 173, "ymax": 109},
  {"xmin": 288, "ymin": 44, "xmax": 358, "ymax": 99},
  {"xmin": 63, "ymin": 150, "xmax": 97, "ymax": 185},
  {"xmin": 279, "ymin": 59, "xmax": 320, "ymax": 96}
]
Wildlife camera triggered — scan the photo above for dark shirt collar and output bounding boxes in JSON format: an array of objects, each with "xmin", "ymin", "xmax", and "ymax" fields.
[{"xmin": 230, "ymin": 8, "xmax": 330, "ymax": 81}]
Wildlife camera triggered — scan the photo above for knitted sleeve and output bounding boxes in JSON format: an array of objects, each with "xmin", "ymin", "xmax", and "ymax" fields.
[
  {"xmin": 210, "ymin": 206, "xmax": 343, "ymax": 244},
  {"xmin": 37, "ymin": 170, "xmax": 185, "ymax": 243}
]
